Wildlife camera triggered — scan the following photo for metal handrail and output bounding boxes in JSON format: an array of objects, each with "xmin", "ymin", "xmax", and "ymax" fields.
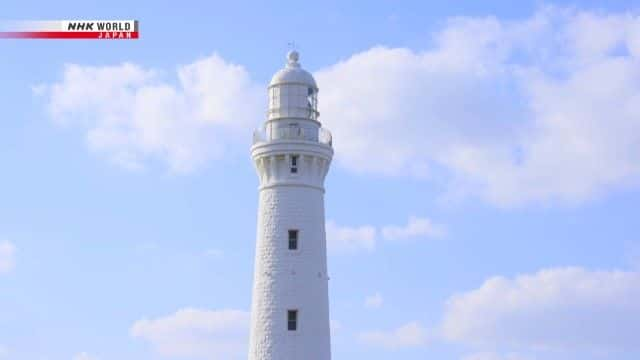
[
  {"xmin": 319, "ymin": 128, "xmax": 332, "ymax": 146},
  {"xmin": 253, "ymin": 127, "xmax": 332, "ymax": 147}
]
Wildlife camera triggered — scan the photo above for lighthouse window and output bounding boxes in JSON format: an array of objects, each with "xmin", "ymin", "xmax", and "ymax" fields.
[
  {"xmin": 307, "ymin": 87, "xmax": 314, "ymax": 105},
  {"xmin": 288, "ymin": 229, "xmax": 298, "ymax": 250},
  {"xmin": 306, "ymin": 89, "xmax": 311, "ymax": 105},
  {"xmin": 290, "ymin": 155, "xmax": 298, "ymax": 174},
  {"xmin": 270, "ymin": 87, "xmax": 279, "ymax": 108},
  {"xmin": 287, "ymin": 310, "xmax": 298, "ymax": 331}
]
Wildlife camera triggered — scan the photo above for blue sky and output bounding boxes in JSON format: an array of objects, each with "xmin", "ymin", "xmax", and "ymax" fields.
[{"xmin": 1, "ymin": 1, "xmax": 640, "ymax": 360}]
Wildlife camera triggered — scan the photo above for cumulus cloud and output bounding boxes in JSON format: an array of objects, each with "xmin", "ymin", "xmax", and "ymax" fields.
[
  {"xmin": 461, "ymin": 352, "xmax": 528, "ymax": 360},
  {"xmin": 203, "ymin": 248, "xmax": 224, "ymax": 257},
  {"xmin": 326, "ymin": 220, "xmax": 376, "ymax": 253},
  {"xmin": 358, "ymin": 321, "xmax": 429, "ymax": 349},
  {"xmin": 38, "ymin": 55, "xmax": 262, "ymax": 173},
  {"xmin": 330, "ymin": 319, "xmax": 342, "ymax": 333},
  {"xmin": 381, "ymin": 216, "xmax": 446, "ymax": 241},
  {"xmin": 441, "ymin": 267, "xmax": 640, "ymax": 351},
  {"xmin": 327, "ymin": 216, "xmax": 444, "ymax": 254},
  {"xmin": 364, "ymin": 292, "xmax": 384, "ymax": 309},
  {"xmin": 130, "ymin": 308, "xmax": 250, "ymax": 359},
  {"xmin": 316, "ymin": 7, "xmax": 640, "ymax": 206},
  {"xmin": 0, "ymin": 241, "xmax": 15, "ymax": 274},
  {"xmin": 39, "ymin": 8, "xmax": 640, "ymax": 206},
  {"xmin": 72, "ymin": 353, "xmax": 98, "ymax": 360}
]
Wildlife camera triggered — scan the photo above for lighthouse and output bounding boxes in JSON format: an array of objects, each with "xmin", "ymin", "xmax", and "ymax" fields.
[{"xmin": 248, "ymin": 51, "xmax": 333, "ymax": 360}]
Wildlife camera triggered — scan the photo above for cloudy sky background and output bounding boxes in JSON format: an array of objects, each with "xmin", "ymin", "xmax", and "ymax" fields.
[{"xmin": 1, "ymin": 1, "xmax": 640, "ymax": 359}]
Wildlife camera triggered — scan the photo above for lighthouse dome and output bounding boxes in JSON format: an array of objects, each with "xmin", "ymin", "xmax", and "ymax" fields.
[{"xmin": 269, "ymin": 50, "xmax": 317, "ymax": 88}]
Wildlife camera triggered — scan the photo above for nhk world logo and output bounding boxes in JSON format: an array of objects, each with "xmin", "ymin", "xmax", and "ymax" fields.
[{"xmin": 0, "ymin": 20, "xmax": 139, "ymax": 39}]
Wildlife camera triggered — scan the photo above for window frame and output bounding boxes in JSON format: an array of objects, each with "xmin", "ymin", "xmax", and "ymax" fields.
[
  {"xmin": 288, "ymin": 229, "xmax": 299, "ymax": 250},
  {"xmin": 290, "ymin": 154, "xmax": 299, "ymax": 174},
  {"xmin": 287, "ymin": 309, "xmax": 298, "ymax": 331}
]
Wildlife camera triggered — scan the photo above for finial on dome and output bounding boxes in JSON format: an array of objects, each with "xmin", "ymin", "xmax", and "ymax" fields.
[
  {"xmin": 287, "ymin": 50, "xmax": 300, "ymax": 67},
  {"xmin": 269, "ymin": 49, "xmax": 316, "ymax": 87}
]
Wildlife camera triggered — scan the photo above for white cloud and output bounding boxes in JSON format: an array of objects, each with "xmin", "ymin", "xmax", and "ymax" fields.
[
  {"xmin": 72, "ymin": 353, "xmax": 98, "ymax": 360},
  {"xmin": 38, "ymin": 55, "xmax": 262, "ymax": 173},
  {"xmin": 441, "ymin": 267, "xmax": 640, "ymax": 351},
  {"xmin": 326, "ymin": 220, "xmax": 376, "ymax": 253},
  {"xmin": 203, "ymin": 248, "xmax": 224, "ymax": 257},
  {"xmin": 381, "ymin": 216, "xmax": 446, "ymax": 241},
  {"xmin": 461, "ymin": 352, "xmax": 528, "ymax": 360},
  {"xmin": 130, "ymin": 308, "xmax": 250, "ymax": 359},
  {"xmin": 364, "ymin": 292, "xmax": 384, "ymax": 309},
  {"xmin": 315, "ymin": 7, "xmax": 640, "ymax": 206},
  {"xmin": 327, "ymin": 216, "xmax": 444, "ymax": 254},
  {"xmin": 330, "ymin": 319, "xmax": 342, "ymax": 333},
  {"xmin": 39, "ymin": 8, "xmax": 640, "ymax": 206},
  {"xmin": 358, "ymin": 321, "xmax": 429, "ymax": 349},
  {"xmin": 0, "ymin": 241, "xmax": 15, "ymax": 274}
]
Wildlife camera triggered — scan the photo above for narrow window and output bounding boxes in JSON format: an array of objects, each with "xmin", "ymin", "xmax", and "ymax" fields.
[
  {"xmin": 307, "ymin": 87, "xmax": 315, "ymax": 108},
  {"xmin": 290, "ymin": 155, "xmax": 298, "ymax": 174},
  {"xmin": 288, "ymin": 229, "xmax": 298, "ymax": 250},
  {"xmin": 287, "ymin": 310, "xmax": 298, "ymax": 331}
]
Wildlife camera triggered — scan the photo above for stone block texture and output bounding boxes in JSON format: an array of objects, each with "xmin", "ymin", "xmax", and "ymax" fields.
[{"xmin": 248, "ymin": 183, "xmax": 331, "ymax": 360}]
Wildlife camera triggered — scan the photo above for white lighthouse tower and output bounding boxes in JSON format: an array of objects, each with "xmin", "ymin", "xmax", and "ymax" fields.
[{"xmin": 248, "ymin": 51, "xmax": 333, "ymax": 360}]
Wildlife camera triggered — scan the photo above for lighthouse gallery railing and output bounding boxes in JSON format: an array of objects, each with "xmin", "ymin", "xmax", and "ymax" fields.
[{"xmin": 253, "ymin": 127, "xmax": 332, "ymax": 147}]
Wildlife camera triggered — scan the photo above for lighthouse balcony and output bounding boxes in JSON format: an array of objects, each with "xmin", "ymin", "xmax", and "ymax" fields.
[{"xmin": 253, "ymin": 127, "xmax": 332, "ymax": 147}]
